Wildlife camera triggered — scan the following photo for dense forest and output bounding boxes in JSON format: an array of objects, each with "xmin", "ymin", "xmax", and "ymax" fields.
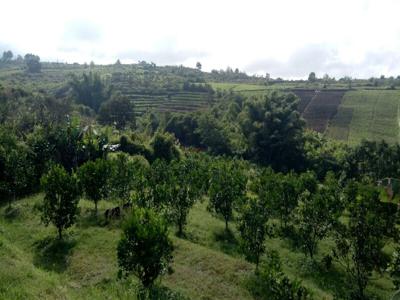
[{"xmin": 1, "ymin": 50, "xmax": 400, "ymax": 300}]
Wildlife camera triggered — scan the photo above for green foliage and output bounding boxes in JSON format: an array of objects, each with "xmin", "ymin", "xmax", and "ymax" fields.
[
  {"xmin": 109, "ymin": 152, "xmax": 141, "ymax": 203},
  {"xmin": 253, "ymin": 168, "xmax": 305, "ymax": 231},
  {"xmin": 164, "ymin": 113, "xmax": 201, "ymax": 147},
  {"xmin": 388, "ymin": 246, "xmax": 400, "ymax": 290},
  {"xmin": 119, "ymin": 135, "xmax": 152, "ymax": 161},
  {"xmin": 308, "ymin": 72, "xmax": 316, "ymax": 82},
  {"xmin": 326, "ymin": 90, "xmax": 400, "ymax": 144},
  {"xmin": 208, "ymin": 159, "xmax": 247, "ymax": 230},
  {"xmin": 238, "ymin": 196, "xmax": 271, "ymax": 270},
  {"xmin": 117, "ymin": 208, "xmax": 173, "ymax": 289},
  {"xmin": 303, "ymin": 130, "xmax": 348, "ymax": 179},
  {"xmin": 0, "ymin": 129, "xmax": 35, "ymax": 206},
  {"xmin": 150, "ymin": 132, "xmax": 180, "ymax": 162},
  {"xmin": 196, "ymin": 112, "xmax": 234, "ymax": 155},
  {"xmin": 247, "ymin": 250, "xmax": 312, "ymax": 300},
  {"xmin": 98, "ymin": 92, "xmax": 135, "ymax": 129},
  {"xmin": 69, "ymin": 72, "xmax": 112, "ymax": 111},
  {"xmin": 167, "ymin": 158, "xmax": 204, "ymax": 235},
  {"xmin": 40, "ymin": 164, "xmax": 80, "ymax": 239},
  {"xmin": 24, "ymin": 54, "xmax": 41, "ymax": 73},
  {"xmin": 344, "ymin": 139, "xmax": 400, "ymax": 181},
  {"xmin": 333, "ymin": 181, "xmax": 399, "ymax": 299},
  {"xmin": 294, "ymin": 172, "xmax": 342, "ymax": 258},
  {"xmin": 239, "ymin": 91, "xmax": 305, "ymax": 170},
  {"xmin": 1, "ymin": 50, "xmax": 13, "ymax": 63},
  {"xmin": 77, "ymin": 159, "xmax": 111, "ymax": 214}
]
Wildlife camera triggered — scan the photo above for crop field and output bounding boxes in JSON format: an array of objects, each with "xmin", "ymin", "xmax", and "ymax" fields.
[
  {"xmin": 300, "ymin": 90, "xmax": 346, "ymax": 133},
  {"xmin": 291, "ymin": 89, "xmax": 317, "ymax": 113},
  {"xmin": 326, "ymin": 90, "xmax": 400, "ymax": 144},
  {"xmin": 113, "ymin": 79, "xmax": 212, "ymax": 115}
]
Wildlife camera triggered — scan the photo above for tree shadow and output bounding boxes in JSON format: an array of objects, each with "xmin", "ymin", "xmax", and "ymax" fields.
[
  {"xmin": 297, "ymin": 259, "xmax": 349, "ymax": 298},
  {"xmin": 75, "ymin": 208, "xmax": 108, "ymax": 228},
  {"xmin": 145, "ymin": 285, "xmax": 189, "ymax": 300},
  {"xmin": 213, "ymin": 228, "xmax": 240, "ymax": 256},
  {"xmin": 2, "ymin": 205, "xmax": 21, "ymax": 221},
  {"xmin": 33, "ymin": 236, "xmax": 76, "ymax": 273}
]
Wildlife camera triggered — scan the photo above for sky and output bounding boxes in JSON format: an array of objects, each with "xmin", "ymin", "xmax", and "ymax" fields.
[{"xmin": 1, "ymin": 0, "xmax": 400, "ymax": 79}]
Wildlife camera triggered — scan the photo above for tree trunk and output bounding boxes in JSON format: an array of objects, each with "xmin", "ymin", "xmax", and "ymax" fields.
[
  {"xmin": 225, "ymin": 218, "xmax": 229, "ymax": 232},
  {"xmin": 178, "ymin": 222, "xmax": 183, "ymax": 237},
  {"xmin": 95, "ymin": 201, "xmax": 98, "ymax": 217},
  {"xmin": 255, "ymin": 255, "xmax": 260, "ymax": 274},
  {"xmin": 58, "ymin": 227, "xmax": 63, "ymax": 240}
]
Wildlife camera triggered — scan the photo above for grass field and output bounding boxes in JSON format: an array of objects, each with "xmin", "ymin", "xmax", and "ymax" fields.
[
  {"xmin": 0, "ymin": 195, "xmax": 396, "ymax": 300},
  {"xmin": 326, "ymin": 90, "xmax": 400, "ymax": 144}
]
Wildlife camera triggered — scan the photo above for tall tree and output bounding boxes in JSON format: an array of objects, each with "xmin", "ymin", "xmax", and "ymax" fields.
[
  {"xmin": 1, "ymin": 50, "xmax": 13, "ymax": 63},
  {"xmin": 24, "ymin": 53, "xmax": 41, "ymax": 73},
  {"xmin": 69, "ymin": 72, "xmax": 112, "ymax": 111},
  {"xmin": 308, "ymin": 72, "xmax": 316, "ymax": 82},
  {"xmin": 239, "ymin": 92, "xmax": 305, "ymax": 171}
]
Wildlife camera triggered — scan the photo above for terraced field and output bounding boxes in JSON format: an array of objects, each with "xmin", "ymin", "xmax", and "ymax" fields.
[
  {"xmin": 114, "ymin": 82, "xmax": 212, "ymax": 115},
  {"xmin": 291, "ymin": 89, "xmax": 318, "ymax": 113},
  {"xmin": 326, "ymin": 90, "xmax": 400, "ymax": 144},
  {"xmin": 300, "ymin": 90, "xmax": 347, "ymax": 133}
]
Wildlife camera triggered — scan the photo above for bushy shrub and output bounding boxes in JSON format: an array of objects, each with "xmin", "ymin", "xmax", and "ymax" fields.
[{"xmin": 247, "ymin": 250, "xmax": 312, "ymax": 300}]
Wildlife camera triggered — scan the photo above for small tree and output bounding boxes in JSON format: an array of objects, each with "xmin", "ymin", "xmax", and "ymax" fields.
[
  {"xmin": 208, "ymin": 159, "xmax": 246, "ymax": 231},
  {"xmin": 196, "ymin": 62, "xmax": 202, "ymax": 71},
  {"xmin": 295, "ymin": 172, "xmax": 342, "ymax": 258},
  {"xmin": 109, "ymin": 153, "xmax": 137, "ymax": 203},
  {"xmin": 168, "ymin": 158, "xmax": 202, "ymax": 236},
  {"xmin": 255, "ymin": 169, "xmax": 301, "ymax": 231},
  {"xmin": 40, "ymin": 164, "xmax": 80, "ymax": 239},
  {"xmin": 238, "ymin": 196, "xmax": 271, "ymax": 271},
  {"xmin": 77, "ymin": 158, "xmax": 110, "ymax": 215},
  {"xmin": 333, "ymin": 181, "xmax": 398, "ymax": 299},
  {"xmin": 117, "ymin": 208, "xmax": 173, "ymax": 289}
]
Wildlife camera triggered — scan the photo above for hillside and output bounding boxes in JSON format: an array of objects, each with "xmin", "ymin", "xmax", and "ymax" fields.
[
  {"xmin": 2, "ymin": 62, "xmax": 400, "ymax": 142},
  {"xmin": 326, "ymin": 90, "xmax": 400, "ymax": 144},
  {"xmin": 287, "ymin": 89, "xmax": 400, "ymax": 144},
  {"xmin": 0, "ymin": 195, "xmax": 395, "ymax": 300}
]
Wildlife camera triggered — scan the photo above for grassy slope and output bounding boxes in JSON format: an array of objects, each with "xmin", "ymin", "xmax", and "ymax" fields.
[
  {"xmin": 326, "ymin": 90, "xmax": 400, "ymax": 144},
  {"xmin": 0, "ymin": 196, "xmax": 395, "ymax": 299}
]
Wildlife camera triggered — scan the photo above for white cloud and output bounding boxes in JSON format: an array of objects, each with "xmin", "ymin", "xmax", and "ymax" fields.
[{"xmin": 1, "ymin": 0, "xmax": 400, "ymax": 78}]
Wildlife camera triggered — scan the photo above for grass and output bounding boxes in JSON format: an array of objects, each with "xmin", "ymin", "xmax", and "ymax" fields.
[
  {"xmin": 326, "ymin": 90, "xmax": 400, "ymax": 144},
  {"xmin": 0, "ymin": 195, "xmax": 397, "ymax": 299}
]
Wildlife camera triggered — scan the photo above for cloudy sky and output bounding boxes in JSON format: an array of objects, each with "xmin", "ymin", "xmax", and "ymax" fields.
[{"xmin": 1, "ymin": 0, "xmax": 400, "ymax": 79}]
